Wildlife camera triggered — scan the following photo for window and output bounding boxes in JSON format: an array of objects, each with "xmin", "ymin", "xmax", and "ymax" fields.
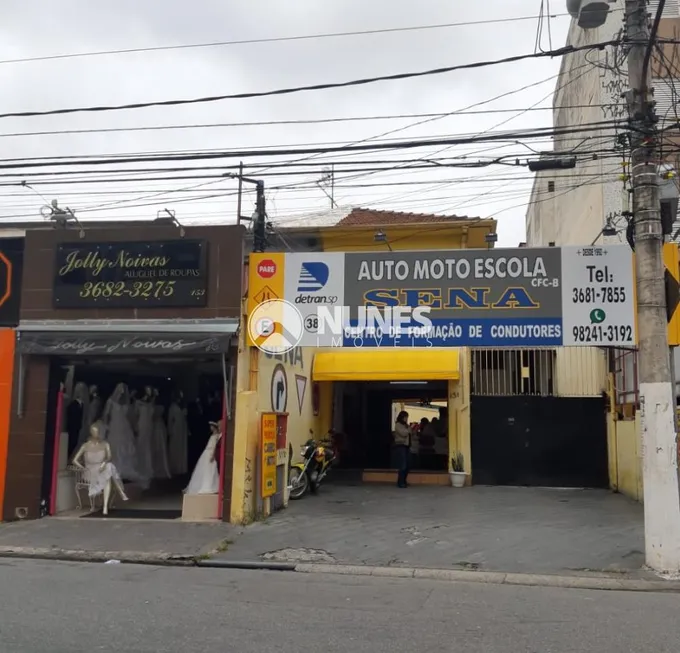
[{"xmin": 548, "ymin": 180, "xmax": 555, "ymax": 192}]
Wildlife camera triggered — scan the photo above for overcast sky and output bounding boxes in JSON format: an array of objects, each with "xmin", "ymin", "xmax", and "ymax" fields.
[{"xmin": 0, "ymin": 0, "xmax": 573, "ymax": 246}]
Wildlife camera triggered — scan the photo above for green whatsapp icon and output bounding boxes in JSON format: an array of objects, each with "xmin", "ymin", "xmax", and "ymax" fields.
[{"xmin": 590, "ymin": 308, "xmax": 606, "ymax": 324}]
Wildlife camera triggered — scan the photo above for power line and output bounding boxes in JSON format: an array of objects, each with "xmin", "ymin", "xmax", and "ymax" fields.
[
  {"xmin": 0, "ymin": 121, "xmax": 626, "ymax": 170},
  {"xmin": 0, "ymin": 41, "xmax": 620, "ymax": 120},
  {"xmin": 0, "ymin": 105, "xmax": 627, "ymax": 139},
  {"xmin": 0, "ymin": 14, "xmax": 573, "ymax": 66}
]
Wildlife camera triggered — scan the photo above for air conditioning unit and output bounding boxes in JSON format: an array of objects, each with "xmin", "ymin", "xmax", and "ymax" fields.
[{"xmin": 566, "ymin": 0, "xmax": 612, "ymax": 28}]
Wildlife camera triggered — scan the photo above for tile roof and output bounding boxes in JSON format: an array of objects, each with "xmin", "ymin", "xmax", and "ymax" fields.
[
  {"xmin": 336, "ymin": 208, "xmax": 479, "ymax": 226},
  {"xmin": 274, "ymin": 206, "xmax": 483, "ymax": 229}
]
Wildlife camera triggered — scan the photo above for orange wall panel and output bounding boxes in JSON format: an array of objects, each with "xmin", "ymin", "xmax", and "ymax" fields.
[{"xmin": 0, "ymin": 329, "xmax": 15, "ymax": 520}]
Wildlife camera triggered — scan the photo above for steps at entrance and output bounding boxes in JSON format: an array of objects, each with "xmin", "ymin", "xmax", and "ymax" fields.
[{"xmin": 362, "ymin": 470, "xmax": 449, "ymax": 485}]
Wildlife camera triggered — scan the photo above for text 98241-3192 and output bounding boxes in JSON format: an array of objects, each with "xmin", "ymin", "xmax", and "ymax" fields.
[{"xmin": 572, "ymin": 324, "xmax": 634, "ymax": 344}]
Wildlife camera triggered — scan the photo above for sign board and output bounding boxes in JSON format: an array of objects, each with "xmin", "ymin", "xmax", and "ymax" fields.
[
  {"xmin": 248, "ymin": 246, "xmax": 636, "ymax": 348},
  {"xmin": 15, "ymin": 332, "xmax": 229, "ymax": 356},
  {"xmin": 53, "ymin": 240, "xmax": 208, "ymax": 308},
  {"xmin": 261, "ymin": 412, "xmax": 278, "ymax": 498},
  {"xmin": 0, "ymin": 238, "xmax": 24, "ymax": 328}
]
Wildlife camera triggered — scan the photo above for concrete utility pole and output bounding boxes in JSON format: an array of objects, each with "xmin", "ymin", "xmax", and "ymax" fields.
[{"xmin": 625, "ymin": 0, "xmax": 680, "ymax": 573}]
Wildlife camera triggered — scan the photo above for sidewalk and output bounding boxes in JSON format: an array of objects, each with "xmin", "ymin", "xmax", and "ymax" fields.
[
  {"xmin": 214, "ymin": 484, "xmax": 645, "ymax": 575},
  {"xmin": 0, "ymin": 517, "xmax": 239, "ymax": 562}
]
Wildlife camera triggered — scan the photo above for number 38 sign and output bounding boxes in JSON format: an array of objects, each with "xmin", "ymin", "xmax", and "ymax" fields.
[{"xmin": 53, "ymin": 240, "xmax": 209, "ymax": 308}]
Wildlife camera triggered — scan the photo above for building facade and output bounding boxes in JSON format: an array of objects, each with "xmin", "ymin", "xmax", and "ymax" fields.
[
  {"xmin": 230, "ymin": 208, "xmax": 612, "ymax": 522},
  {"xmin": 525, "ymin": 1, "xmax": 680, "ymax": 501},
  {"xmin": 1, "ymin": 223, "xmax": 245, "ymax": 522}
]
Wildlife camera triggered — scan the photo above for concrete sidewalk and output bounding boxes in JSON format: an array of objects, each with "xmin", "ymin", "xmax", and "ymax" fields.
[
  {"xmin": 0, "ymin": 517, "xmax": 239, "ymax": 562},
  {"xmin": 214, "ymin": 484, "xmax": 645, "ymax": 575}
]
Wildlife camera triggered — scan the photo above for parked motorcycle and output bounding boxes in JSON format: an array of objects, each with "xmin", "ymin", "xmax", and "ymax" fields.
[{"xmin": 288, "ymin": 435, "xmax": 336, "ymax": 500}]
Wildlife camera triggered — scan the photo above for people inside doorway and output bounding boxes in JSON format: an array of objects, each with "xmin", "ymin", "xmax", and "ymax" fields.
[{"xmin": 393, "ymin": 411, "xmax": 413, "ymax": 488}]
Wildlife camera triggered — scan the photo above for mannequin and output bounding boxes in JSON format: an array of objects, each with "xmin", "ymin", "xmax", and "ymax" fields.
[
  {"xmin": 102, "ymin": 383, "xmax": 144, "ymax": 487},
  {"xmin": 71, "ymin": 420, "xmax": 128, "ymax": 515},
  {"xmin": 79, "ymin": 384, "xmax": 102, "ymax": 448},
  {"xmin": 168, "ymin": 390, "xmax": 190, "ymax": 475},
  {"xmin": 132, "ymin": 386, "xmax": 155, "ymax": 486},
  {"xmin": 185, "ymin": 420, "xmax": 222, "ymax": 495},
  {"xmin": 151, "ymin": 388, "xmax": 171, "ymax": 479}
]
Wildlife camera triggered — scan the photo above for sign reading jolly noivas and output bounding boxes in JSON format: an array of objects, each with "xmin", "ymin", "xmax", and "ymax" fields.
[
  {"xmin": 249, "ymin": 246, "xmax": 636, "ymax": 348},
  {"xmin": 53, "ymin": 240, "xmax": 208, "ymax": 309}
]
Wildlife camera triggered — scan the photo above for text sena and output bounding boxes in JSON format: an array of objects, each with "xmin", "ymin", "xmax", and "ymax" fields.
[{"xmin": 357, "ymin": 256, "xmax": 547, "ymax": 282}]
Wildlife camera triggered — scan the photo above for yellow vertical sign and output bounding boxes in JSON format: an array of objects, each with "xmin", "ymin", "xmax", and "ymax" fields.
[
  {"xmin": 663, "ymin": 243, "xmax": 680, "ymax": 347},
  {"xmin": 261, "ymin": 412, "xmax": 278, "ymax": 498},
  {"xmin": 247, "ymin": 253, "xmax": 286, "ymax": 346}
]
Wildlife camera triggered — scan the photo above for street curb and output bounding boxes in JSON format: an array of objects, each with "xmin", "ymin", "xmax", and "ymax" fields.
[
  {"xmin": 0, "ymin": 546, "xmax": 196, "ymax": 566},
  {"xmin": 293, "ymin": 563, "xmax": 680, "ymax": 592},
  {"xmin": 3, "ymin": 547, "xmax": 680, "ymax": 592}
]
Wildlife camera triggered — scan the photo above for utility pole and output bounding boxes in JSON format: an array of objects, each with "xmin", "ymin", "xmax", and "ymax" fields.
[
  {"xmin": 230, "ymin": 169, "xmax": 267, "ymax": 252},
  {"xmin": 625, "ymin": 0, "xmax": 680, "ymax": 573}
]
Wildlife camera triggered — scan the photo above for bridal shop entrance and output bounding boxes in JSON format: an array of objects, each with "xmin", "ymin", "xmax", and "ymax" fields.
[
  {"xmin": 46, "ymin": 354, "xmax": 228, "ymax": 519},
  {"xmin": 9, "ymin": 318, "xmax": 239, "ymax": 522}
]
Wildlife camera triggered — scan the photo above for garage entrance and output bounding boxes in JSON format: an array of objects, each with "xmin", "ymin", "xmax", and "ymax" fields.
[{"xmin": 470, "ymin": 349, "xmax": 608, "ymax": 488}]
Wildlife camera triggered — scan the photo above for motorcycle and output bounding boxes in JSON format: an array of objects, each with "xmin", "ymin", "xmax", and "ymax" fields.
[{"xmin": 287, "ymin": 435, "xmax": 336, "ymax": 500}]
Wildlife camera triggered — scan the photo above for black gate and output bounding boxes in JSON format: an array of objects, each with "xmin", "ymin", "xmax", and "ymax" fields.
[{"xmin": 470, "ymin": 396, "xmax": 608, "ymax": 488}]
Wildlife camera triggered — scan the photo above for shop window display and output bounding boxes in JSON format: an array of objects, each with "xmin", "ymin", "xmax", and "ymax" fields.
[{"xmin": 53, "ymin": 360, "xmax": 225, "ymax": 518}]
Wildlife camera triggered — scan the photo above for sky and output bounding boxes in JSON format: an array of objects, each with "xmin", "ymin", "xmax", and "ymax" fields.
[{"xmin": 0, "ymin": 0, "xmax": 574, "ymax": 246}]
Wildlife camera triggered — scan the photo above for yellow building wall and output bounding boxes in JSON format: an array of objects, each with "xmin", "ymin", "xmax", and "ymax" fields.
[
  {"xmin": 555, "ymin": 347, "xmax": 608, "ymax": 397},
  {"xmin": 231, "ymin": 346, "xmax": 331, "ymax": 523},
  {"xmin": 607, "ymin": 413, "xmax": 643, "ymax": 502},
  {"xmin": 448, "ymin": 349, "xmax": 471, "ymax": 482},
  {"xmin": 320, "ymin": 223, "xmax": 495, "ymax": 253}
]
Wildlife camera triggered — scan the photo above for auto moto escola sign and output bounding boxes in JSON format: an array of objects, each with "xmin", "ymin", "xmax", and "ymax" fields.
[{"xmin": 247, "ymin": 245, "xmax": 636, "ymax": 349}]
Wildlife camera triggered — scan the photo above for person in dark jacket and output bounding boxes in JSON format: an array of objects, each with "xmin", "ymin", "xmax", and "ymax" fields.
[{"xmin": 393, "ymin": 411, "xmax": 413, "ymax": 488}]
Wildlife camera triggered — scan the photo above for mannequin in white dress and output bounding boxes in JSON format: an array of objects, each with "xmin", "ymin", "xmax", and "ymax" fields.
[
  {"xmin": 168, "ymin": 391, "xmax": 190, "ymax": 476},
  {"xmin": 102, "ymin": 383, "xmax": 145, "ymax": 487},
  {"xmin": 185, "ymin": 421, "xmax": 222, "ymax": 495},
  {"xmin": 132, "ymin": 386, "xmax": 155, "ymax": 487},
  {"xmin": 151, "ymin": 388, "xmax": 171, "ymax": 479},
  {"xmin": 72, "ymin": 421, "xmax": 128, "ymax": 515}
]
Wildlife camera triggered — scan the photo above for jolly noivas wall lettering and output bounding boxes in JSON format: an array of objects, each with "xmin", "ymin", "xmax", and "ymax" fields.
[{"xmin": 53, "ymin": 240, "xmax": 208, "ymax": 309}]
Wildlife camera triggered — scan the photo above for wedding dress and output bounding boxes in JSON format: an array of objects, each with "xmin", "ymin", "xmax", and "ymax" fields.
[
  {"xmin": 168, "ymin": 401, "xmax": 189, "ymax": 475},
  {"xmin": 82, "ymin": 444, "xmax": 124, "ymax": 498},
  {"xmin": 132, "ymin": 398, "xmax": 154, "ymax": 487},
  {"xmin": 151, "ymin": 404, "xmax": 171, "ymax": 479},
  {"xmin": 102, "ymin": 384, "xmax": 145, "ymax": 487},
  {"xmin": 185, "ymin": 428, "xmax": 221, "ymax": 495}
]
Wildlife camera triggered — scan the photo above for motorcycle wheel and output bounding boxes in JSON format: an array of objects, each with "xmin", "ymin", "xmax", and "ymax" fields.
[{"xmin": 288, "ymin": 467, "xmax": 309, "ymax": 500}]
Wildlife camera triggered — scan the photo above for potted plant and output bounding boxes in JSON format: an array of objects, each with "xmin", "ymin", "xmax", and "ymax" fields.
[{"xmin": 449, "ymin": 453, "xmax": 467, "ymax": 488}]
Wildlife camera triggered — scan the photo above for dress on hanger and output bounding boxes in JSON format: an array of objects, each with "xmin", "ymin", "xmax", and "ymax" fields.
[
  {"xmin": 132, "ymin": 398, "xmax": 154, "ymax": 487},
  {"xmin": 168, "ymin": 401, "xmax": 189, "ymax": 475},
  {"xmin": 151, "ymin": 404, "xmax": 171, "ymax": 479},
  {"xmin": 185, "ymin": 426, "xmax": 221, "ymax": 495},
  {"xmin": 102, "ymin": 384, "xmax": 144, "ymax": 487}
]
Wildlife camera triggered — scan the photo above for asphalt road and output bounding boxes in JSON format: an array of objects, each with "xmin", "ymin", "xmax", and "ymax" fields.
[{"xmin": 1, "ymin": 559, "xmax": 678, "ymax": 653}]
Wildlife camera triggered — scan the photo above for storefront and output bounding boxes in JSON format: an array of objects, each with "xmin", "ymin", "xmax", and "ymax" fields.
[
  {"xmin": 2, "ymin": 225, "xmax": 244, "ymax": 522},
  {"xmin": 0, "ymin": 237, "xmax": 24, "ymax": 519}
]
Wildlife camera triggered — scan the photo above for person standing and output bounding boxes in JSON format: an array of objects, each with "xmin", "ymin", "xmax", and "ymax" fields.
[{"xmin": 393, "ymin": 411, "xmax": 413, "ymax": 488}]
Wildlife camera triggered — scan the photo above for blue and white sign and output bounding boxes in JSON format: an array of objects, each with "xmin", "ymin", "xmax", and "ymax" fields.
[{"xmin": 258, "ymin": 246, "xmax": 636, "ymax": 348}]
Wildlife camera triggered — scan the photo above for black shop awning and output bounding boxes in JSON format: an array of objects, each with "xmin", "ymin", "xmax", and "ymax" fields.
[{"xmin": 15, "ymin": 318, "xmax": 239, "ymax": 356}]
